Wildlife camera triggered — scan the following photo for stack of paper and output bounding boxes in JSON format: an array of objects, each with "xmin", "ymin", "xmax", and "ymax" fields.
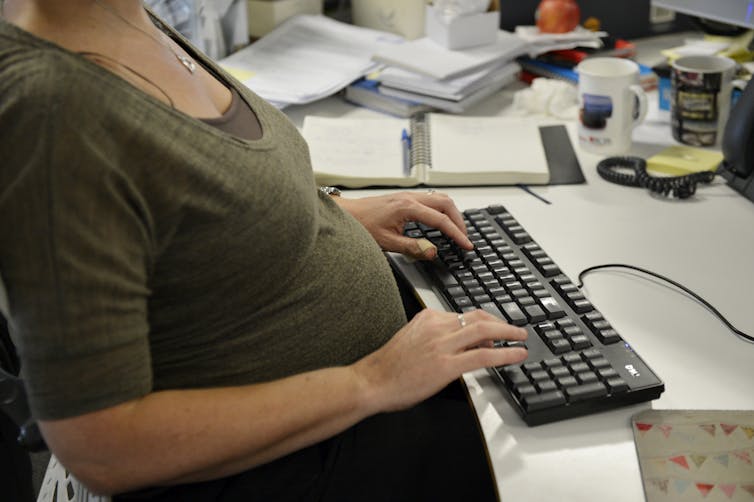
[
  {"xmin": 356, "ymin": 30, "xmax": 527, "ymax": 114},
  {"xmin": 515, "ymin": 26, "xmax": 606, "ymax": 56},
  {"xmin": 374, "ymin": 61, "xmax": 521, "ymax": 114},
  {"xmin": 218, "ymin": 15, "xmax": 403, "ymax": 108}
]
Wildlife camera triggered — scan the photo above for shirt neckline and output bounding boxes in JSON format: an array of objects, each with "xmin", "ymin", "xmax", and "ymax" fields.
[{"xmin": 0, "ymin": 14, "xmax": 274, "ymax": 149}]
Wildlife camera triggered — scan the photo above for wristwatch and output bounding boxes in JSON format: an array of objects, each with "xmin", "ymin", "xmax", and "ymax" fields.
[{"xmin": 319, "ymin": 186, "xmax": 342, "ymax": 197}]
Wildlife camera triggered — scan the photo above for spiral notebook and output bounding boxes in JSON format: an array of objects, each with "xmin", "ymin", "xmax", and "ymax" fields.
[{"xmin": 302, "ymin": 114, "xmax": 556, "ymax": 188}]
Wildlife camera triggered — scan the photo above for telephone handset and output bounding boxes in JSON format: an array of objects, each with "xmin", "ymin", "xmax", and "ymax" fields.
[{"xmin": 719, "ymin": 80, "xmax": 754, "ymax": 203}]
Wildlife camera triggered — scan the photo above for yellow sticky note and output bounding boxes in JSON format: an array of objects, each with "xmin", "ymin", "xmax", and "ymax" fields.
[
  {"xmin": 647, "ymin": 145, "xmax": 723, "ymax": 176},
  {"xmin": 221, "ymin": 66, "xmax": 256, "ymax": 82}
]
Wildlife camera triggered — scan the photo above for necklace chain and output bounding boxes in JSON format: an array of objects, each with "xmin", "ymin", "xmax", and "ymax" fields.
[{"xmin": 93, "ymin": 0, "xmax": 196, "ymax": 74}]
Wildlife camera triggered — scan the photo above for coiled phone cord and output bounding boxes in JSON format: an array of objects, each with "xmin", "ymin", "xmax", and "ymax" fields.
[{"xmin": 596, "ymin": 156, "xmax": 717, "ymax": 199}]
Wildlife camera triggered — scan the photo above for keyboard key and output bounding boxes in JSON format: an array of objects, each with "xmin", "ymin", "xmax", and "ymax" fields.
[
  {"xmin": 549, "ymin": 366, "xmax": 570, "ymax": 379},
  {"xmin": 446, "ymin": 286, "xmax": 466, "ymax": 298},
  {"xmin": 522, "ymin": 390, "xmax": 566, "ymax": 411},
  {"xmin": 564, "ymin": 382, "xmax": 608, "ymax": 402},
  {"xmin": 524, "ymin": 305, "xmax": 547, "ymax": 323},
  {"xmin": 589, "ymin": 357, "xmax": 611, "ymax": 369},
  {"xmin": 571, "ymin": 299, "xmax": 594, "ymax": 313},
  {"xmin": 539, "ymin": 263, "xmax": 562, "ymax": 277},
  {"xmin": 502, "ymin": 366, "xmax": 529, "ymax": 386},
  {"xmin": 576, "ymin": 371, "xmax": 599, "ymax": 384},
  {"xmin": 500, "ymin": 302, "xmax": 527, "ymax": 326},
  {"xmin": 596, "ymin": 329, "xmax": 622, "ymax": 344},
  {"xmin": 523, "ymin": 361, "xmax": 543, "ymax": 373},
  {"xmin": 529, "ymin": 370, "xmax": 550, "ymax": 383},
  {"xmin": 479, "ymin": 302, "xmax": 506, "ymax": 321},
  {"xmin": 549, "ymin": 338, "xmax": 571, "ymax": 354},
  {"xmin": 597, "ymin": 367, "xmax": 619, "ymax": 380},
  {"xmin": 606, "ymin": 377, "xmax": 629, "ymax": 394},
  {"xmin": 453, "ymin": 297, "xmax": 474, "ymax": 310},
  {"xmin": 556, "ymin": 375, "xmax": 578, "ymax": 388},
  {"xmin": 569, "ymin": 362, "xmax": 590, "ymax": 374},
  {"xmin": 570, "ymin": 334, "xmax": 592, "ymax": 350},
  {"xmin": 562, "ymin": 353, "xmax": 582, "ymax": 365},
  {"xmin": 515, "ymin": 384, "xmax": 537, "ymax": 398},
  {"xmin": 536, "ymin": 380, "xmax": 559, "ymax": 393},
  {"xmin": 540, "ymin": 297, "xmax": 566, "ymax": 319}
]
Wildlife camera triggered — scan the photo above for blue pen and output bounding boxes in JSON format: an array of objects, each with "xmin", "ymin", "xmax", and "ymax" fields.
[{"xmin": 401, "ymin": 128, "xmax": 412, "ymax": 177}]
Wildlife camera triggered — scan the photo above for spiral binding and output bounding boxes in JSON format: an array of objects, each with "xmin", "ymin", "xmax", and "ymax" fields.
[
  {"xmin": 596, "ymin": 156, "xmax": 717, "ymax": 199},
  {"xmin": 409, "ymin": 114, "xmax": 432, "ymax": 169}
]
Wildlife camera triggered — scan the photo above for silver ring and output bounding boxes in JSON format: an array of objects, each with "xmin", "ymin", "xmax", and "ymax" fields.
[
  {"xmin": 427, "ymin": 188, "xmax": 436, "ymax": 194},
  {"xmin": 457, "ymin": 313, "xmax": 467, "ymax": 328}
]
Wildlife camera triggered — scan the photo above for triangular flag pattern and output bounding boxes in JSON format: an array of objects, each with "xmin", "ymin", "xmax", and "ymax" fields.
[
  {"xmin": 658, "ymin": 424, "xmax": 673, "ymax": 438},
  {"xmin": 696, "ymin": 483, "xmax": 714, "ymax": 498},
  {"xmin": 650, "ymin": 479, "xmax": 669, "ymax": 494},
  {"xmin": 743, "ymin": 426, "xmax": 754, "ymax": 440},
  {"xmin": 719, "ymin": 484, "xmax": 737, "ymax": 499},
  {"xmin": 700, "ymin": 424, "xmax": 716, "ymax": 436},
  {"xmin": 636, "ymin": 423, "xmax": 653, "ymax": 434},
  {"xmin": 670, "ymin": 455, "xmax": 690, "ymax": 469},
  {"xmin": 715, "ymin": 454, "xmax": 730, "ymax": 467},
  {"xmin": 733, "ymin": 450, "xmax": 752, "ymax": 465},
  {"xmin": 720, "ymin": 423, "xmax": 738, "ymax": 436},
  {"xmin": 690, "ymin": 454, "xmax": 707, "ymax": 468},
  {"xmin": 675, "ymin": 479, "xmax": 691, "ymax": 494}
]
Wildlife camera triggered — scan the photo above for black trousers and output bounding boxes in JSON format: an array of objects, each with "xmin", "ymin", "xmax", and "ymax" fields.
[
  {"xmin": 116, "ymin": 380, "xmax": 497, "ymax": 502},
  {"xmin": 117, "ymin": 268, "xmax": 498, "ymax": 502}
]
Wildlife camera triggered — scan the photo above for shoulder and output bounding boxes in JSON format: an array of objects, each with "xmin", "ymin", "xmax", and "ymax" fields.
[{"xmin": 0, "ymin": 24, "xmax": 113, "ymax": 121}]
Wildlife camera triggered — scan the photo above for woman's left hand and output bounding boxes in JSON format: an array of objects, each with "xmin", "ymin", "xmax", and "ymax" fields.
[{"xmin": 333, "ymin": 191, "xmax": 473, "ymax": 260}]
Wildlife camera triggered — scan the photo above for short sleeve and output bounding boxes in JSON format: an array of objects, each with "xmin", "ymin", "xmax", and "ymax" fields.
[{"xmin": 0, "ymin": 61, "xmax": 154, "ymax": 420}]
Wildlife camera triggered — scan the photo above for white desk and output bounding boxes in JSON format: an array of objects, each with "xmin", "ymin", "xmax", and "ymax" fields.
[{"xmin": 283, "ymin": 36, "xmax": 754, "ymax": 500}]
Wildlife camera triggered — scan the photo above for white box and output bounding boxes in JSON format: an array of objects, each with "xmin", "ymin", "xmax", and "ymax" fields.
[
  {"xmin": 425, "ymin": 5, "xmax": 499, "ymax": 50},
  {"xmin": 351, "ymin": 0, "xmax": 427, "ymax": 40},
  {"xmin": 247, "ymin": 0, "xmax": 323, "ymax": 38}
]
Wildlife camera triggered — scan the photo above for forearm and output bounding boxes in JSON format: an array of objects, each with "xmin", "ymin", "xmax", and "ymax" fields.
[{"xmin": 40, "ymin": 365, "xmax": 377, "ymax": 495}]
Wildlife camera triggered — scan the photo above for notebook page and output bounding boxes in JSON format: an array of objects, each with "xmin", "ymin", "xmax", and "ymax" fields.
[
  {"xmin": 302, "ymin": 116, "xmax": 413, "ymax": 187},
  {"xmin": 428, "ymin": 115, "xmax": 549, "ymax": 180}
]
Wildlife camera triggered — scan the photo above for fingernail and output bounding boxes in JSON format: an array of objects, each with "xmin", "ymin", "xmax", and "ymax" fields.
[{"xmin": 416, "ymin": 238, "xmax": 437, "ymax": 258}]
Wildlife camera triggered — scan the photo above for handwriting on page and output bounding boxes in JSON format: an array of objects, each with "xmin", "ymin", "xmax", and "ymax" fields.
[
  {"xmin": 302, "ymin": 117, "xmax": 408, "ymax": 178},
  {"xmin": 429, "ymin": 115, "xmax": 549, "ymax": 174}
]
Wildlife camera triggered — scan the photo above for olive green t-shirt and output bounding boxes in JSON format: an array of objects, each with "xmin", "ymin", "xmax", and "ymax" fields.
[{"xmin": 0, "ymin": 19, "xmax": 407, "ymax": 420}]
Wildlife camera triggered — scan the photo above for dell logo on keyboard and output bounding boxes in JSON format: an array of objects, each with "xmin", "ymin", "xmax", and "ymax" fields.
[{"xmin": 625, "ymin": 364, "xmax": 641, "ymax": 378}]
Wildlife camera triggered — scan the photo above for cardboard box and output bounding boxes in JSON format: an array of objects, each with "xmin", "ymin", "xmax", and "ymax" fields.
[
  {"xmin": 425, "ymin": 5, "xmax": 498, "ymax": 50},
  {"xmin": 247, "ymin": 0, "xmax": 322, "ymax": 38}
]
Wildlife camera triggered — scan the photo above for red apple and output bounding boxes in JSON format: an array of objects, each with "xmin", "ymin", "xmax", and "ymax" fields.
[{"xmin": 536, "ymin": 0, "xmax": 581, "ymax": 33}]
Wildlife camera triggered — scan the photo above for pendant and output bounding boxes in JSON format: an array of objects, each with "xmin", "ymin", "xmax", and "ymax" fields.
[{"xmin": 177, "ymin": 54, "xmax": 197, "ymax": 74}]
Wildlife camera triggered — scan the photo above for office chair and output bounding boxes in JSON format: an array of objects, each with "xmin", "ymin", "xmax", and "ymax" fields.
[{"xmin": 1, "ymin": 276, "xmax": 109, "ymax": 502}]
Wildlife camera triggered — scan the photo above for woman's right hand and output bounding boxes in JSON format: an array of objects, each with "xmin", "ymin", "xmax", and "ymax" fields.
[{"xmin": 352, "ymin": 308, "xmax": 528, "ymax": 414}]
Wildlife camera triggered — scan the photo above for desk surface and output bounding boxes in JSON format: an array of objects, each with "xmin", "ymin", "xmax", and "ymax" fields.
[{"xmin": 284, "ymin": 33, "xmax": 754, "ymax": 501}]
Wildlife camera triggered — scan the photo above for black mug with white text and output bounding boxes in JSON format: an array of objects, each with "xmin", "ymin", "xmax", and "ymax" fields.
[{"xmin": 671, "ymin": 55, "xmax": 736, "ymax": 147}]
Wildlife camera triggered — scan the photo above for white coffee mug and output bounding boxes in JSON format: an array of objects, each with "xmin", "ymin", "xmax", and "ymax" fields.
[{"xmin": 576, "ymin": 58, "xmax": 648, "ymax": 155}]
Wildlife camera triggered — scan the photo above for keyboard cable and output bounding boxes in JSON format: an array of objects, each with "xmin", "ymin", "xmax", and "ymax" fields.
[{"xmin": 576, "ymin": 263, "xmax": 754, "ymax": 344}]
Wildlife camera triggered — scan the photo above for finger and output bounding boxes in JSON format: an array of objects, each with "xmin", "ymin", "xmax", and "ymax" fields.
[
  {"xmin": 455, "ymin": 346, "xmax": 529, "ymax": 374},
  {"xmin": 446, "ymin": 320, "xmax": 528, "ymax": 352},
  {"xmin": 407, "ymin": 203, "xmax": 473, "ymax": 250},
  {"xmin": 419, "ymin": 192, "xmax": 468, "ymax": 238},
  {"xmin": 392, "ymin": 236, "xmax": 437, "ymax": 260},
  {"xmin": 450, "ymin": 308, "xmax": 519, "ymax": 329}
]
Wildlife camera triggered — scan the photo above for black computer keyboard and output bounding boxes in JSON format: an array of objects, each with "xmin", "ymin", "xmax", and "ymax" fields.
[{"xmin": 394, "ymin": 204, "xmax": 664, "ymax": 426}]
